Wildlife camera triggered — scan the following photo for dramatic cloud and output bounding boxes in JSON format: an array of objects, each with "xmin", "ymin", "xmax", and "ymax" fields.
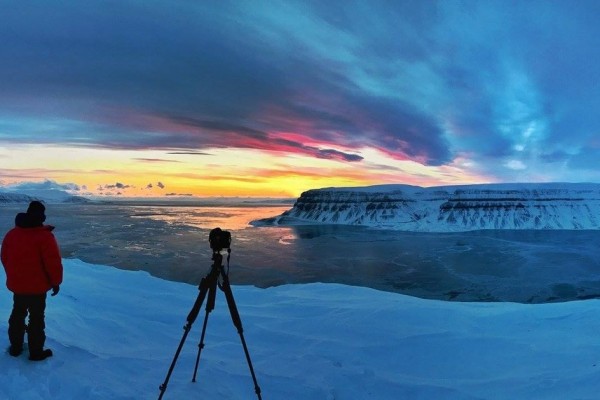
[{"xmin": 2, "ymin": 1, "xmax": 600, "ymax": 182}]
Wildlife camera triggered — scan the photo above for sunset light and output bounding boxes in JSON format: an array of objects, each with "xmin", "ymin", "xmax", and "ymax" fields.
[{"xmin": 2, "ymin": 1, "xmax": 600, "ymax": 197}]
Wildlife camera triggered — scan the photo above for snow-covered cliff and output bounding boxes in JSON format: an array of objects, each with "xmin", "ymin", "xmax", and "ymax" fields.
[{"xmin": 256, "ymin": 183, "xmax": 600, "ymax": 231}]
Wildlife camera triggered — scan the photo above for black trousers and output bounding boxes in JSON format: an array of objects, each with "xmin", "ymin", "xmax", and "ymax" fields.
[{"xmin": 8, "ymin": 294, "xmax": 47, "ymax": 353}]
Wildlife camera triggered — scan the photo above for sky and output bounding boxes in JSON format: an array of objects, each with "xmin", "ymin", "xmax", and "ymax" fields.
[{"xmin": 2, "ymin": 0, "xmax": 600, "ymax": 198}]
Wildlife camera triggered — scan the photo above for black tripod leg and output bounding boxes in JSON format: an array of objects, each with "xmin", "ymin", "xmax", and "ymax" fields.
[
  {"xmin": 158, "ymin": 322, "xmax": 192, "ymax": 400},
  {"xmin": 220, "ymin": 270, "xmax": 263, "ymax": 400},
  {"xmin": 192, "ymin": 267, "xmax": 219, "ymax": 382},
  {"xmin": 158, "ymin": 276, "xmax": 210, "ymax": 400}
]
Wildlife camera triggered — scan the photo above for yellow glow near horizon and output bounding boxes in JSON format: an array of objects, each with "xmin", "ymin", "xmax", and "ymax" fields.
[{"xmin": 0, "ymin": 144, "xmax": 490, "ymax": 198}]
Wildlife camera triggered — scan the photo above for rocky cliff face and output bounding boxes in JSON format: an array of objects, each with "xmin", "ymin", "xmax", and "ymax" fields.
[{"xmin": 263, "ymin": 183, "xmax": 600, "ymax": 231}]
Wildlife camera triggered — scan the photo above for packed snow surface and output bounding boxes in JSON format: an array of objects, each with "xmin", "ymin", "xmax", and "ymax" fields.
[
  {"xmin": 2, "ymin": 259, "xmax": 600, "ymax": 399},
  {"xmin": 259, "ymin": 182, "xmax": 600, "ymax": 231}
]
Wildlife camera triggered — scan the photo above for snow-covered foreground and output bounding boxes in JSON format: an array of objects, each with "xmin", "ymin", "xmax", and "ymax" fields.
[{"xmin": 2, "ymin": 260, "xmax": 600, "ymax": 399}]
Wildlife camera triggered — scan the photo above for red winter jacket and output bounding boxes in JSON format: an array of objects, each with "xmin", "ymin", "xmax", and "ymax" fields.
[{"xmin": 1, "ymin": 222, "xmax": 63, "ymax": 295}]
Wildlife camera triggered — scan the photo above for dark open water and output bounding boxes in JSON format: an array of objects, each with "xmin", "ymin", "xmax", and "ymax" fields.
[{"xmin": 2, "ymin": 202, "xmax": 600, "ymax": 303}]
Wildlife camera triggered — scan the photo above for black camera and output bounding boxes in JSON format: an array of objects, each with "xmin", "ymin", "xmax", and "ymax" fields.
[{"xmin": 209, "ymin": 227, "xmax": 231, "ymax": 251}]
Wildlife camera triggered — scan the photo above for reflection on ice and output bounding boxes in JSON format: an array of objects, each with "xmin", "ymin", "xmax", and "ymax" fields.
[
  {"xmin": 278, "ymin": 235, "xmax": 296, "ymax": 245},
  {"xmin": 128, "ymin": 205, "xmax": 291, "ymax": 230}
]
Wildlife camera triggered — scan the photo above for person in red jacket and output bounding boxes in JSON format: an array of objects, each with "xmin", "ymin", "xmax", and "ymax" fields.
[{"xmin": 1, "ymin": 201, "xmax": 63, "ymax": 361}]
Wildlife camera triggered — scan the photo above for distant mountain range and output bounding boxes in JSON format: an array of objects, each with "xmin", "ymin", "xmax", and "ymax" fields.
[
  {"xmin": 254, "ymin": 183, "xmax": 600, "ymax": 231},
  {"xmin": 0, "ymin": 190, "xmax": 89, "ymax": 204}
]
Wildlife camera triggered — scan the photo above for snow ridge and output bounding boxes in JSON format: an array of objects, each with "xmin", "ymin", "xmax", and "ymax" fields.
[{"xmin": 259, "ymin": 183, "xmax": 600, "ymax": 231}]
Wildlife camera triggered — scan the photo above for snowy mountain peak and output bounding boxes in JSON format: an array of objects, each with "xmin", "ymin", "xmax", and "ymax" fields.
[
  {"xmin": 258, "ymin": 183, "xmax": 600, "ymax": 231},
  {"xmin": 0, "ymin": 190, "xmax": 89, "ymax": 204},
  {"xmin": 0, "ymin": 192, "xmax": 39, "ymax": 204},
  {"xmin": 0, "ymin": 180, "xmax": 89, "ymax": 204}
]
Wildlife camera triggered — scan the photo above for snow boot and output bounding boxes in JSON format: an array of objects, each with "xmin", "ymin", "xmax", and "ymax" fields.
[
  {"xmin": 8, "ymin": 345, "xmax": 23, "ymax": 357},
  {"xmin": 29, "ymin": 349, "xmax": 53, "ymax": 361}
]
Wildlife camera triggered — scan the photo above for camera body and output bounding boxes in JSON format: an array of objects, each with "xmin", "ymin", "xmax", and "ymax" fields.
[{"xmin": 209, "ymin": 227, "xmax": 231, "ymax": 251}]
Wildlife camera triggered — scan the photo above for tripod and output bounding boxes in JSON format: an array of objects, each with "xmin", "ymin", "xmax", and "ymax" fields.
[{"xmin": 158, "ymin": 249, "xmax": 262, "ymax": 399}]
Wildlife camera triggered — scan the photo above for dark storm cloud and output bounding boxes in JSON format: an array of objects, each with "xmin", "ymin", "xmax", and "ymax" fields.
[{"xmin": 3, "ymin": 0, "xmax": 600, "ymax": 178}]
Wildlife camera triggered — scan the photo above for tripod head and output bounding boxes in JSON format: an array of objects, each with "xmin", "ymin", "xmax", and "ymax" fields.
[
  {"xmin": 209, "ymin": 227, "xmax": 231, "ymax": 252},
  {"xmin": 209, "ymin": 227, "xmax": 232, "ymax": 279}
]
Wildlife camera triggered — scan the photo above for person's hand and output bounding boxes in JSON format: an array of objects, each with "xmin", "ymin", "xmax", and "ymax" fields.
[{"xmin": 51, "ymin": 286, "xmax": 60, "ymax": 296}]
